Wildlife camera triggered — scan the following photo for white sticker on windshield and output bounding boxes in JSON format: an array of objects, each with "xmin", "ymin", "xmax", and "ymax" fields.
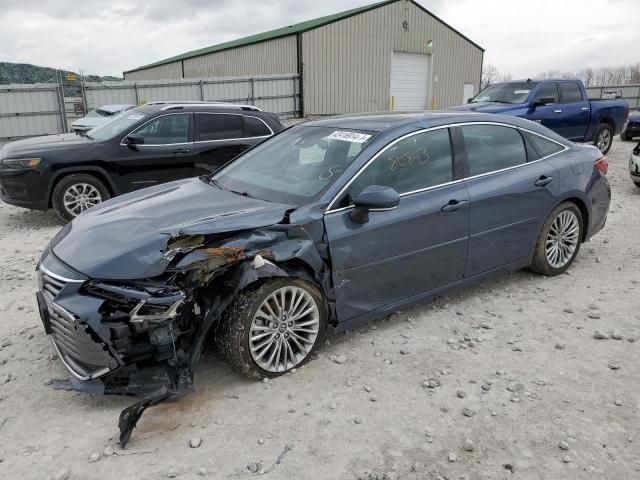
[
  {"xmin": 514, "ymin": 90, "xmax": 530, "ymax": 94},
  {"xmin": 126, "ymin": 114, "xmax": 145, "ymax": 120},
  {"xmin": 326, "ymin": 131, "xmax": 372, "ymax": 143}
]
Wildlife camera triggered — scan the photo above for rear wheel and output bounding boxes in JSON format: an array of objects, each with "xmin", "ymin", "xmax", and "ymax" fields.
[
  {"xmin": 52, "ymin": 174, "xmax": 110, "ymax": 222},
  {"xmin": 593, "ymin": 123, "xmax": 614, "ymax": 154},
  {"xmin": 530, "ymin": 202, "xmax": 583, "ymax": 276},
  {"xmin": 621, "ymin": 132, "xmax": 633, "ymax": 141},
  {"xmin": 219, "ymin": 278, "xmax": 327, "ymax": 379}
]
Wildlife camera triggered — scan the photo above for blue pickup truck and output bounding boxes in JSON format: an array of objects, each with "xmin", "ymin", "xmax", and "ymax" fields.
[{"xmin": 450, "ymin": 79, "xmax": 629, "ymax": 154}]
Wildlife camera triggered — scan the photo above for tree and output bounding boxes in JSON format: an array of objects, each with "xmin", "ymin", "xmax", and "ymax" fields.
[{"xmin": 480, "ymin": 64, "xmax": 499, "ymax": 90}]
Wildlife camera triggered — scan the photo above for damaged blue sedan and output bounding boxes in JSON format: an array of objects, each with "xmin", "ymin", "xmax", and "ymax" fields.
[{"xmin": 35, "ymin": 112, "xmax": 610, "ymax": 445}]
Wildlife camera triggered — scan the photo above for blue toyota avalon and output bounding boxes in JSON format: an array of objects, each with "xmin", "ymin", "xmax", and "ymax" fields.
[{"xmin": 35, "ymin": 112, "xmax": 610, "ymax": 444}]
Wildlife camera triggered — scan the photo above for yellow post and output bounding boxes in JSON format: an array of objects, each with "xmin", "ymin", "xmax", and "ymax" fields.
[{"xmin": 391, "ymin": 96, "xmax": 395, "ymax": 111}]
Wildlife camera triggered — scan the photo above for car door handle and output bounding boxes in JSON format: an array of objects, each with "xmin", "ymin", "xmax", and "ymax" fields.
[
  {"xmin": 534, "ymin": 176, "xmax": 554, "ymax": 187},
  {"xmin": 554, "ymin": 109, "xmax": 563, "ymax": 113},
  {"xmin": 581, "ymin": 107, "xmax": 589, "ymax": 111},
  {"xmin": 173, "ymin": 148, "xmax": 191, "ymax": 154},
  {"xmin": 441, "ymin": 199, "xmax": 469, "ymax": 212}
]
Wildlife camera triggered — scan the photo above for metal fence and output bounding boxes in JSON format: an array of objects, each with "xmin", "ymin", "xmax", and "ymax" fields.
[
  {"xmin": 0, "ymin": 84, "xmax": 67, "ymax": 144},
  {"xmin": 83, "ymin": 74, "xmax": 300, "ymax": 118},
  {"xmin": 586, "ymin": 84, "xmax": 640, "ymax": 108},
  {"xmin": 0, "ymin": 74, "xmax": 300, "ymax": 147}
]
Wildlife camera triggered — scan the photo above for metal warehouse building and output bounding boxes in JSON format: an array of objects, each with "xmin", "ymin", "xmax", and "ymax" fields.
[{"xmin": 123, "ymin": 0, "xmax": 483, "ymax": 115}]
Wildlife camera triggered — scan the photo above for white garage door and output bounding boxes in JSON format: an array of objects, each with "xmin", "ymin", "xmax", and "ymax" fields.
[{"xmin": 390, "ymin": 52, "xmax": 432, "ymax": 111}]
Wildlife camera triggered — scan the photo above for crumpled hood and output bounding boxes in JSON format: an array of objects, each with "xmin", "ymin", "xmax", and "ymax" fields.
[
  {"xmin": 1, "ymin": 133, "xmax": 91, "ymax": 157},
  {"xmin": 52, "ymin": 177, "xmax": 293, "ymax": 280},
  {"xmin": 447, "ymin": 102, "xmax": 523, "ymax": 114}
]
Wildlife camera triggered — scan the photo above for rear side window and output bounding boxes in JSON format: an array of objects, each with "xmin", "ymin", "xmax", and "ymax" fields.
[
  {"xmin": 523, "ymin": 131, "xmax": 565, "ymax": 157},
  {"xmin": 558, "ymin": 82, "xmax": 583, "ymax": 103},
  {"xmin": 195, "ymin": 114, "xmax": 243, "ymax": 141},
  {"xmin": 532, "ymin": 83, "xmax": 558, "ymax": 104},
  {"xmin": 461, "ymin": 125, "xmax": 527, "ymax": 176},
  {"xmin": 346, "ymin": 128, "xmax": 453, "ymax": 203},
  {"xmin": 244, "ymin": 116, "xmax": 272, "ymax": 137}
]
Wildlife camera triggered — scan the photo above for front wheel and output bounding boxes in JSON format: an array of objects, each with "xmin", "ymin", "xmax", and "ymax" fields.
[
  {"xmin": 530, "ymin": 202, "xmax": 583, "ymax": 276},
  {"xmin": 219, "ymin": 278, "xmax": 327, "ymax": 379},
  {"xmin": 51, "ymin": 174, "xmax": 111, "ymax": 222},
  {"xmin": 593, "ymin": 123, "xmax": 614, "ymax": 154}
]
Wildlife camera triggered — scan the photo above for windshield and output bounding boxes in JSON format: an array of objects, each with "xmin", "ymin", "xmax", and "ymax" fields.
[
  {"xmin": 213, "ymin": 126, "xmax": 376, "ymax": 206},
  {"xmin": 86, "ymin": 109, "xmax": 149, "ymax": 141},
  {"xmin": 471, "ymin": 82, "xmax": 538, "ymax": 104}
]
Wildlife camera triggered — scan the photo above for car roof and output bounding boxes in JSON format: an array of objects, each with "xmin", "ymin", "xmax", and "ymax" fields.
[
  {"xmin": 135, "ymin": 102, "xmax": 265, "ymax": 115},
  {"xmin": 97, "ymin": 104, "xmax": 135, "ymax": 113},
  {"xmin": 302, "ymin": 111, "xmax": 556, "ymax": 134}
]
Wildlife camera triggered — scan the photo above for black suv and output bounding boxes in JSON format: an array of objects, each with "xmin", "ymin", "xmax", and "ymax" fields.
[{"xmin": 0, "ymin": 102, "xmax": 284, "ymax": 221}]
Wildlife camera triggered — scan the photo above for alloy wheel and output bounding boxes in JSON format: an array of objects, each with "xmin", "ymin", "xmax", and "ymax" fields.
[
  {"xmin": 63, "ymin": 183, "xmax": 102, "ymax": 217},
  {"xmin": 545, "ymin": 210, "xmax": 580, "ymax": 268},
  {"xmin": 249, "ymin": 286, "xmax": 320, "ymax": 373},
  {"xmin": 596, "ymin": 129, "xmax": 611, "ymax": 153}
]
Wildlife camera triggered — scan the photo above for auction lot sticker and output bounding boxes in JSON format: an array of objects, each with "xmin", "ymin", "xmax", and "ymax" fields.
[{"xmin": 326, "ymin": 131, "xmax": 372, "ymax": 143}]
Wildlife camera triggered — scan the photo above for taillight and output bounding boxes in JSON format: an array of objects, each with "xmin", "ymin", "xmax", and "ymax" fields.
[{"xmin": 595, "ymin": 157, "xmax": 608, "ymax": 175}]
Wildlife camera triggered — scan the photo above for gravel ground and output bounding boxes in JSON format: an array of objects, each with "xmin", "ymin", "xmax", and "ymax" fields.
[{"xmin": 0, "ymin": 138, "xmax": 639, "ymax": 480}]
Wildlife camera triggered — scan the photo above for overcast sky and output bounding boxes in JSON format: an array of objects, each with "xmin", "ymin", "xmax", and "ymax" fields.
[{"xmin": 0, "ymin": 0, "xmax": 638, "ymax": 78}]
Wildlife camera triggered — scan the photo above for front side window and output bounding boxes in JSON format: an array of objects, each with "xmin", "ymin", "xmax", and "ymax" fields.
[
  {"xmin": 195, "ymin": 114, "xmax": 243, "ymax": 141},
  {"xmin": 213, "ymin": 126, "xmax": 376, "ymax": 206},
  {"xmin": 532, "ymin": 83, "xmax": 558, "ymax": 104},
  {"xmin": 132, "ymin": 114, "xmax": 189, "ymax": 145},
  {"xmin": 461, "ymin": 125, "xmax": 526, "ymax": 176},
  {"xmin": 344, "ymin": 128, "xmax": 453, "ymax": 205},
  {"xmin": 558, "ymin": 82, "xmax": 583, "ymax": 103}
]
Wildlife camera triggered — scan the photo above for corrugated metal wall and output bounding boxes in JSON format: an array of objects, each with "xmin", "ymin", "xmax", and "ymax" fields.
[
  {"xmin": 184, "ymin": 36, "xmax": 297, "ymax": 77},
  {"xmin": 586, "ymin": 84, "xmax": 640, "ymax": 108},
  {"xmin": 302, "ymin": 0, "xmax": 482, "ymax": 114},
  {"xmin": 84, "ymin": 75, "xmax": 299, "ymax": 117},
  {"xmin": 124, "ymin": 36, "xmax": 297, "ymax": 81},
  {"xmin": 124, "ymin": 61, "xmax": 183, "ymax": 81},
  {"xmin": 0, "ymin": 84, "xmax": 65, "ymax": 142}
]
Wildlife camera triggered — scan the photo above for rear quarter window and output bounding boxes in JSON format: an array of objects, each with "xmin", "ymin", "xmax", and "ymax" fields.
[
  {"xmin": 523, "ymin": 131, "xmax": 565, "ymax": 157},
  {"xmin": 244, "ymin": 116, "xmax": 272, "ymax": 137}
]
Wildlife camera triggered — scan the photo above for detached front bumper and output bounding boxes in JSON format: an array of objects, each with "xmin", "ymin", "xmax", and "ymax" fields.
[{"xmin": 36, "ymin": 251, "xmax": 192, "ymax": 395}]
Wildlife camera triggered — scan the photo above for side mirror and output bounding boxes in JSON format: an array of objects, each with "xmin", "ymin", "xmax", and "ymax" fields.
[
  {"xmin": 124, "ymin": 134, "xmax": 145, "ymax": 146},
  {"xmin": 532, "ymin": 97, "xmax": 555, "ymax": 109},
  {"xmin": 467, "ymin": 98, "xmax": 473, "ymax": 104},
  {"xmin": 349, "ymin": 185, "xmax": 400, "ymax": 224}
]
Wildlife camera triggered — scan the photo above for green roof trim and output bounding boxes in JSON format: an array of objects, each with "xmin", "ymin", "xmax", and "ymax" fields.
[{"xmin": 124, "ymin": 0, "xmax": 483, "ymax": 74}]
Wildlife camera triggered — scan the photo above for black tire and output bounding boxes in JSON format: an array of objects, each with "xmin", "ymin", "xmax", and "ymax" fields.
[
  {"xmin": 593, "ymin": 123, "xmax": 614, "ymax": 154},
  {"xmin": 530, "ymin": 202, "xmax": 583, "ymax": 276},
  {"xmin": 219, "ymin": 278, "xmax": 327, "ymax": 379},
  {"xmin": 51, "ymin": 174, "xmax": 111, "ymax": 222},
  {"xmin": 634, "ymin": 182, "xmax": 640, "ymax": 188},
  {"xmin": 621, "ymin": 133, "xmax": 632, "ymax": 141}
]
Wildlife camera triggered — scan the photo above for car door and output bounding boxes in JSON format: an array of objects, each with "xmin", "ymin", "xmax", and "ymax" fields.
[
  {"xmin": 192, "ymin": 113, "xmax": 271, "ymax": 175},
  {"xmin": 555, "ymin": 81, "xmax": 590, "ymax": 140},
  {"xmin": 115, "ymin": 113, "xmax": 194, "ymax": 192},
  {"xmin": 458, "ymin": 123, "xmax": 560, "ymax": 276},
  {"xmin": 524, "ymin": 82, "xmax": 564, "ymax": 133},
  {"xmin": 324, "ymin": 127, "xmax": 470, "ymax": 321}
]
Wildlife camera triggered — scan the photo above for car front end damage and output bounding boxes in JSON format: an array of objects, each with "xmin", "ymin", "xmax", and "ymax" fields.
[{"xmin": 36, "ymin": 203, "xmax": 332, "ymax": 447}]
